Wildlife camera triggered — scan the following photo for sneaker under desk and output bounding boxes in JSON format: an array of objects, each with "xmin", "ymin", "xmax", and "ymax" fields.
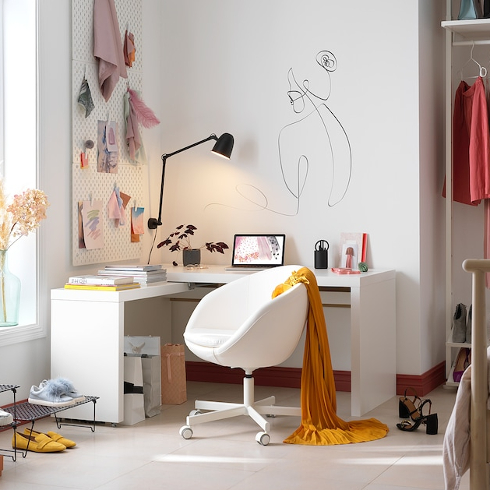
[{"xmin": 0, "ymin": 384, "xmax": 98, "ymax": 461}]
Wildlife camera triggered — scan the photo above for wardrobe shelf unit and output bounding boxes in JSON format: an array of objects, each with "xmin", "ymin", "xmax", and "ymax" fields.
[{"xmin": 442, "ymin": 5, "xmax": 490, "ymax": 389}]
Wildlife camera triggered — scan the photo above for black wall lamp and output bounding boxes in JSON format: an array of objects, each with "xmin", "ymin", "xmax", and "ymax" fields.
[{"xmin": 147, "ymin": 132, "xmax": 234, "ymax": 230}]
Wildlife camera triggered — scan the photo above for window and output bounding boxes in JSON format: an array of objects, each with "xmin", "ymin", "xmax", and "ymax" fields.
[{"xmin": 0, "ymin": 0, "xmax": 43, "ymax": 345}]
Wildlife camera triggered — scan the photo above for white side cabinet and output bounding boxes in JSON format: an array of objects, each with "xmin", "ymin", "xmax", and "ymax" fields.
[{"xmin": 50, "ymin": 282, "xmax": 188, "ymax": 424}]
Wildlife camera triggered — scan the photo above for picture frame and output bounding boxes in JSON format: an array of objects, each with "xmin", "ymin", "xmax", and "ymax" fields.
[{"xmin": 339, "ymin": 232, "xmax": 368, "ymax": 268}]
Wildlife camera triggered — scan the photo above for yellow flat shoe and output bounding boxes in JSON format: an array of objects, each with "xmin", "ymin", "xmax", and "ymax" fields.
[
  {"xmin": 47, "ymin": 431, "xmax": 76, "ymax": 448},
  {"xmin": 24, "ymin": 428, "xmax": 76, "ymax": 448},
  {"xmin": 12, "ymin": 431, "xmax": 65, "ymax": 452}
]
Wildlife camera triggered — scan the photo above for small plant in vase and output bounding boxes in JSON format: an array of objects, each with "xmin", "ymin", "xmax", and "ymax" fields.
[{"xmin": 157, "ymin": 224, "xmax": 229, "ymax": 266}]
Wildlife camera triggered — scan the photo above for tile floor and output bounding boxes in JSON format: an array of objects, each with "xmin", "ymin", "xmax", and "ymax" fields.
[{"xmin": 0, "ymin": 381, "xmax": 468, "ymax": 490}]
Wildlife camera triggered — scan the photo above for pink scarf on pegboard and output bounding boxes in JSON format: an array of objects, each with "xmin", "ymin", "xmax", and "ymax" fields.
[{"xmin": 93, "ymin": 0, "xmax": 127, "ymax": 102}]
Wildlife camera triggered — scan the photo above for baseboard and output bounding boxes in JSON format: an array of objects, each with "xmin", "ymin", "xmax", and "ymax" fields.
[
  {"xmin": 186, "ymin": 361, "xmax": 352, "ymax": 391},
  {"xmin": 186, "ymin": 361, "xmax": 303, "ymax": 388},
  {"xmin": 186, "ymin": 361, "xmax": 447, "ymax": 397},
  {"xmin": 396, "ymin": 361, "xmax": 446, "ymax": 397}
]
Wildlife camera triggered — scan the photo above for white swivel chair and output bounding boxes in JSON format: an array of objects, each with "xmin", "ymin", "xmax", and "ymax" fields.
[{"xmin": 179, "ymin": 265, "xmax": 308, "ymax": 445}]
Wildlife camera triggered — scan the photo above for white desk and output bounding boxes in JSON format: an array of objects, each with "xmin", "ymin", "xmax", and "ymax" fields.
[{"xmin": 51, "ymin": 266, "xmax": 395, "ymax": 423}]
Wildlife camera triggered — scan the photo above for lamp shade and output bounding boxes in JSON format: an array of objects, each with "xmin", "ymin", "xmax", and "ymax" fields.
[{"xmin": 212, "ymin": 133, "xmax": 234, "ymax": 159}]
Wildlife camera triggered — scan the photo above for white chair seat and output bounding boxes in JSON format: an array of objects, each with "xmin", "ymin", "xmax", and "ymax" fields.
[{"xmin": 184, "ymin": 329, "xmax": 235, "ymax": 347}]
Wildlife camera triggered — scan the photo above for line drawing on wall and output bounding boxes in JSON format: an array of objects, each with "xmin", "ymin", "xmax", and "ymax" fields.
[
  {"xmin": 206, "ymin": 50, "xmax": 352, "ymax": 216},
  {"xmin": 277, "ymin": 50, "xmax": 352, "ymax": 211}
]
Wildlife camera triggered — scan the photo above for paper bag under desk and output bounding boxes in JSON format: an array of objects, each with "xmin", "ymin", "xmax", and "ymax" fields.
[
  {"xmin": 122, "ymin": 356, "xmax": 145, "ymax": 425},
  {"xmin": 161, "ymin": 343, "xmax": 187, "ymax": 405}
]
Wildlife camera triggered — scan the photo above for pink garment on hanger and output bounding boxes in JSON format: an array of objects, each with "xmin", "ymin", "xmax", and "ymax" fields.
[
  {"xmin": 463, "ymin": 78, "xmax": 490, "ymax": 287},
  {"xmin": 443, "ymin": 77, "xmax": 490, "ymax": 286},
  {"xmin": 464, "ymin": 77, "xmax": 490, "ymax": 203},
  {"xmin": 93, "ymin": 0, "xmax": 128, "ymax": 102},
  {"xmin": 443, "ymin": 78, "xmax": 490, "ymax": 204},
  {"xmin": 442, "ymin": 80, "xmax": 478, "ymax": 205}
]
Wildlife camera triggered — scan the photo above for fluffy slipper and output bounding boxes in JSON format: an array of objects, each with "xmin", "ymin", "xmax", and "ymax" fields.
[{"xmin": 53, "ymin": 377, "xmax": 85, "ymax": 402}]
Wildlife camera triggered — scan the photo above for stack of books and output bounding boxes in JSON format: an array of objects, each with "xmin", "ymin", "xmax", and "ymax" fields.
[
  {"xmin": 65, "ymin": 274, "xmax": 140, "ymax": 291},
  {"xmin": 98, "ymin": 264, "xmax": 167, "ymax": 285}
]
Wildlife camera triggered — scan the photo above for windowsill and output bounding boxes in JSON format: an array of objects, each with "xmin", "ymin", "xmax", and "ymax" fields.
[{"xmin": 0, "ymin": 323, "xmax": 46, "ymax": 347}]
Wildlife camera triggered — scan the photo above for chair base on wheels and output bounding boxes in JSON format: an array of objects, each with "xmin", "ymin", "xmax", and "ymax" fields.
[{"xmin": 179, "ymin": 374, "xmax": 300, "ymax": 445}]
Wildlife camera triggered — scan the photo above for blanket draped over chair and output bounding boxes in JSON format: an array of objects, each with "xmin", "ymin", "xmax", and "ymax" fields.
[{"xmin": 272, "ymin": 267, "xmax": 389, "ymax": 445}]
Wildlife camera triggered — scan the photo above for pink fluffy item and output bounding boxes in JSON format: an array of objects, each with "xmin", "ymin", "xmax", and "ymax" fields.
[{"xmin": 128, "ymin": 88, "xmax": 160, "ymax": 128}]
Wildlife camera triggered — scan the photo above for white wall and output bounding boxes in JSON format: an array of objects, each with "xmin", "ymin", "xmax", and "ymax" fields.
[
  {"xmin": 0, "ymin": 0, "xmax": 447, "ymax": 405},
  {"xmin": 151, "ymin": 0, "xmax": 446, "ymax": 375},
  {"xmin": 418, "ymin": 2, "xmax": 447, "ymax": 377}
]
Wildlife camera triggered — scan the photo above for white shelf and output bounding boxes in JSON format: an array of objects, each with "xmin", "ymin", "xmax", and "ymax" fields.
[
  {"xmin": 446, "ymin": 339, "xmax": 472, "ymax": 348},
  {"xmin": 442, "ymin": 19, "xmax": 490, "ymax": 44}
]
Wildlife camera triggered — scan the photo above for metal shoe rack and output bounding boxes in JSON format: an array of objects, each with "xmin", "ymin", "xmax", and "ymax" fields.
[
  {"xmin": 0, "ymin": 384, "xmax": 20, "ymax": 462},
  {"xmin": 0, "ymin": 384, "xmax": 98, "ymax": 461}
]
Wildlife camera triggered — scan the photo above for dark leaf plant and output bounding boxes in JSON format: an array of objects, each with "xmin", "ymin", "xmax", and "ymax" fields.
[{"xmin": 157, "ymin": 224, "xmax": 229, "ymax": 254}]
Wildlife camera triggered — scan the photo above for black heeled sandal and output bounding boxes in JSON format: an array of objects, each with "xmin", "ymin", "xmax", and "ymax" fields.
[
  {"xmin": 396, "ymin": 399, "xmax": 438, "ymax": 435},
  {"xmin": 399, "ymin": 387, "xmax": 422, "ymax": 419}
]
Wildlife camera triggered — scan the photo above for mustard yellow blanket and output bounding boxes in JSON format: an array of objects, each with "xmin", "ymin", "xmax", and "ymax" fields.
[{"xmin": 272, "ymin": 267, "xmax": 389, "ymax": 445}]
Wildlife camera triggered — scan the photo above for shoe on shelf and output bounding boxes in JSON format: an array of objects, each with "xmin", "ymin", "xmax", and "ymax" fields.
[
  {"xmin": 396, "ymin": 398, "xmax": 438, "ymax": 435},
  {"xmin": 12, "ymin": 431, "xmax": 66, "ymax": 452},
  {"xmin": 0, "ymin": 408, "xmax": 13, "ymax": 426},
  {"xmin": 53, "ymin": 377, "xmax": 85, "ymax": 403},
  {"xmin": 28, "ymin": 380, "xmax": 77, "ymax": 407},
  {"xmin": 466, "ymin": 304, "xmax": 472, "ymax": 345},
  {"xmin": 23, "ymin": 428, "xmax": 76, "ymax": 448},
  {"xmin": 453, "ymin": 347, "xmax": 471, "ymax": 383},
  {"xmin": 398, "ymin": 387, "xmax": 421, "ymax": 419},
  {"xmin": 451, "ymin": 303, "xmax": 467, "ymax": 343}
]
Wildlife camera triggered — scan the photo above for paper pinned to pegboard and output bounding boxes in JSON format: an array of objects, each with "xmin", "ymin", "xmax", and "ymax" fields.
[{"xmin": 72, "ymin": 164, "xmax": 145, "ymax": 266}]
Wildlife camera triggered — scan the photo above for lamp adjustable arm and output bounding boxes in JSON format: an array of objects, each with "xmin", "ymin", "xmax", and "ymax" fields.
[
  {"xmin": 164, "ymin": 134, "xmax": 217, "ymax": 160},
  {"xmin": 148, "ymin": 133, "xmax": 233, "ymax": 230},
  {"xmin": 148, "ymin": 154, "xmax": 168, "ymax": 229}
]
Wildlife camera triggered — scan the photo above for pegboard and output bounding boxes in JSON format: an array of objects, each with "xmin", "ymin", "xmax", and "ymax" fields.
[{"xmin": 72, "ymin": 0, "xmax": 144, "ymax": 266}]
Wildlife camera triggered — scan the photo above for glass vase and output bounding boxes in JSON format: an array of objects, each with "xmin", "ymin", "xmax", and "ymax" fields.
[{"xmin": 0, "ymin": 249, "xmax": 21, "ymax": 327}]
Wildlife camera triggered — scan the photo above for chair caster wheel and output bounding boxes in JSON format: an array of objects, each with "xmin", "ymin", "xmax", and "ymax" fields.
[
  {"xmin": 180, "ymin": 426, "xmax": 193, "ymax": 440},
  {"xmin": 256, "ymin": 431, "xmax": 270, "ymax": 446},
  {"xmin": 189, "ymin": 409, "xmax": 202, "ymax": 416}
]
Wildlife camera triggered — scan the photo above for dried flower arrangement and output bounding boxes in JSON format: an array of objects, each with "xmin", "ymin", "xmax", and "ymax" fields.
[{"xmin": 0, "ymin": 180, "xmax": 49, "ymax": 251}]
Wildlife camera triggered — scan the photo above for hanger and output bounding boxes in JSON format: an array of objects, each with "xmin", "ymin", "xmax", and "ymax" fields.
[{"xmin": 460, "ymin": 41, "xmax": 488, "ymax": 80}]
